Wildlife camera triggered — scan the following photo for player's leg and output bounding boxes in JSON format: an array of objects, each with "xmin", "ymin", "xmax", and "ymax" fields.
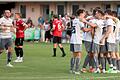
[
  {"xmin": 92, "ymin": 43, "xmax": 100, "ymax": 73},
  {"xmin": 74, "ymin": 44, "xmax": 82, "ymax": 74},
  {"xmin": 107, "ymin": 43, "xmax": 117, "ymax": 73},
  {"xmin": 52, "ymin": 36, "xmax": 58, "ymax": 57},
  {"xmin": 110, "ymin": 43, "xmax": 117, "ymax": 72},
  {"xmin": 70, "ymin": 44, "xmax": 82, "ymax": 74},
  {"xmin": 0, "ymin": 38, "xmax": 4, "ymax": 55},
  {"xmin": 14, "ymin": 38, "xmax": 20, "ymax": 62},
  {"xmin": 6, "ymin": 38, "xmax": 13, "ymax": 67},
  {"xmin": 100, "ymin": 53, "xmax": 106, "ymax": 73},
  {"xmin": 70, "ymin": 44, "xmax": 75, "ymax": 73},
  {"xmin": 18, "ymin": 38, "xmax": 24, "ymax": 62},
  {"xmin": 99, "ymin": 45, "xmax": 108, "ymax": 73},
  {"xmin": 81, "ymin": 41, "xmax": 91, "ymax": 73},
  {"xmin": 115, "ymin": 40, "xmax": 120, "ymax": 72},
  {"xmin": 74, "ymin": 52, "xmax": 81, "ymax": 74},
  {"xmin": 58, "ymin": 37, "xmax": 66, "ymax": 57}
]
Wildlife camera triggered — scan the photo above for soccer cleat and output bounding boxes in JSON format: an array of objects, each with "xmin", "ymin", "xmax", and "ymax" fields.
[
  {"xmin": 19, "ymin": 58, "xmax": 23, "ymax": 62},
  {"xmin": 94, "ymin": 68, "xmax": 101, "ymax": 73},
  {"xmin": 14, "ymin": 59, "xmax": 20, "ymax": 62},
  {"xmin": 110, "ymin": 70, "xmax": 118, "ymax": 73},
  {"xmin": 69, "ymin": 70, "xmax": 75, "ymax": 74},
  {"xmin": 102, "ymin": 69, "xmax": 106, "ymax": 73},
  {"xmin": 5, "ymin": 50, "xmax": 8, "ymax": 54},
  {"xmin": 61, "ymin": 54, "xmax": 66, "ymax": 57},
  {"xmin": 14, "ymin": 57, "xmax": 20, "ymax": 63},
  {"xmin": 52, "ymin": 55, "xmax": 56, "ymax": 57},
  {"xmin": 74, "ymin": 71, "xmax": 80, "ymax": 75},
  {"xmin": 81, "ymin": 68, "xmax": 87, "ymax": 73},
  {"xmin": 6, "ymin": 63, "xmax": 13, "ymax": 67},
  {"xmin": 117, "ymin": 70, "xmax": 120, "ymax": 73}
]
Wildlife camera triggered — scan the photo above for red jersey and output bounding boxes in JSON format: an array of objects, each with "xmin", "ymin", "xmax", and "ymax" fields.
[
  {"xmin": 16, "ymin": 19, "xmax": 26, "ymax": 38},
  {"xmin": 52, "ymin": 19, "xmax": 63, "ymax": 37}
]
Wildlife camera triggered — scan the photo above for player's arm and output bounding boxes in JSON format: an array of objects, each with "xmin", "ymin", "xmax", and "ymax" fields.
[
  {"xmin": 21, "ymin": 21, "xmax": 28, "ymax": 31},
  {"xmin": 82, "ymin": 27, "xmax": 92, "ymax": 32},
  {"xmin": 0, "ymin": 19, "xmax": 7, "ymax": 31},
  {"xmin": 80, "ymin": 18, "xmax": 97, "ymax": 28},
  {"xmin": 61, "ymin": 23, "xmax": 65, "ymax": 31},
  {"xmin": 51, "ymin": 24, "xmax": 55, "ymax": 32},
  {"xmin": 105, "ymin": 15, "xmax": 119, "ymax": 23},
  {"xmin": 23, "ymin": 22, "xmax": 28, "ymax": 30},
  {"xmin": 100, "ymin": 25, "xmax": 112, "ymax": 44},
  {"xmin": 10, "ymin": 25, "xmax": 16, "ymax": 34}
]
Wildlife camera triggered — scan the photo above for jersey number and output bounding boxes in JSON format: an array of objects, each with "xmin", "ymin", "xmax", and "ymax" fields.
[
  {"xmin": 58, "ymin": 23, "xmax": 62, "ymax": 31},
  {"xmin": 72, "ymin": 26, "xmax": 76, "ymax": 33}
]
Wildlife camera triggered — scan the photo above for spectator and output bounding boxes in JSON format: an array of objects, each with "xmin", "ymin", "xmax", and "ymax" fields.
[
  {"xmin": 38, "ymin": 15, "xmax": 44, "ymax": 25},
  {"xmin": 44, "ymin": 19, "xmax": 51, "ymax": 43},
  {"xmin": 26, "ymin": 17, "xmax": 33, "ymax": 28},
  {"xmin": 38, "ymin": 15, "xmax": 45, "ymax": 42}
]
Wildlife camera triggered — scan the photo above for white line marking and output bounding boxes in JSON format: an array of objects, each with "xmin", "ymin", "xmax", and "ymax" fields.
[{"xmin": 0, "ymin": 76, "xmax": 119, "ymax": 79}]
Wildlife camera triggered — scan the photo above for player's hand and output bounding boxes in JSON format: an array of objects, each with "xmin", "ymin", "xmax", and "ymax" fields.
[
  {"xmin": 10, "ymin": 27, "xmax": 15, "ymax": 33},
  {"xmin": 80, "ymin": 18, "xmax": 87, "ymax": 23},
  {"xmin": 99, "ymin": 38, "xmax": 105, "ymax": 45},
  {"xmin": 50, "ymin": 31, "xmax": 53, "ymax": 35},
  {"xmin": 1, "ymin": 26, "xmax": 7, "ymax": 31}
]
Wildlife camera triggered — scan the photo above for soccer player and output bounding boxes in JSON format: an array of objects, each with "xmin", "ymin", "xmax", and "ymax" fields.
[
  {"xmin": 14, "ymin": 13, "xmax": 28, "ymax": 62},
  {"xmin": 100, "ymin": 10, "xmax": 117, "ymax": 73},
  {"xmin": 106, "ymin": 11, "xmax": 120, "ymax": 72},
  {"xmin": 51, "ymin": 15, "xmax": 66, "ymax": 57},
  {"xmin": 70, "ymin": 9, "xmax": 86, "ymax": 74},
  {"xmin": 112, "ymin": 11, "xmax": 120, "ymax": 72},
  {"xmin": 0, "ymin": 10, "xmax": 15, "ymax": 67},
  {"xmin": 81, "ymin": 10, "xmax": 105, "ymax": 73},
  {"xmin": 81, "ymin": 9, "xmax": 97, "ymax": 73}
]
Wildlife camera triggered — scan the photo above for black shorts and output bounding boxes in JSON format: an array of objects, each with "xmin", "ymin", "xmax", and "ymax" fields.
[
  {"xmin": 15, "ymin": 38, "xmax": 24, "ymax": 46},
  {"xmin": 45, "ymin": 30, "xmax": 51, "ymax": 39},
  {"xmin": 53, "ymin": 36, "xmax": 62, "ymax": 44}
]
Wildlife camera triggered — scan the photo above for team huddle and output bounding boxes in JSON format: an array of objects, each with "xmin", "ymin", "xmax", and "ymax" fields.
[{"xmin": 69, "ymin": 8, "xmax": 120, "ymax": 74}]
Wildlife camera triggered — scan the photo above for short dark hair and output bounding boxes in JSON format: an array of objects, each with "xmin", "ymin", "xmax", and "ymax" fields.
[
  {"xmin": 105, "ymin": 10, "xmax": 113, "ymax": 16},
  {"xmin": 76, "ymin": 9, "xmax": 85, "ymax": 16},
  {"xmin": 96, "ymin": 10, "xmax": 104, "ymax": 16},
  {"xmin": 112, "ymin": 11, "xmax": 118, "ymax": 17},
  {"xmin": 93, "ymin": 7, "xmax": 101, "ymax": 16}
]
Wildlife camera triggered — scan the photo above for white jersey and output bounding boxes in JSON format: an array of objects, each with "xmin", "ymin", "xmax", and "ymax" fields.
[
  {"xmin": 70, "ymin": 18, "xmax": 84, "ymax": 44},
  {"xmin": 0, "ymin": 17, "xmax": 13, "ymax": 39},
  {"xmin": 84, "ymin": 18, "xmax": 96, "ymax": 42},
  {"xmin": 93, "ymin": 19, "xmax": 105, "ymax": 44},
  {"xmin": 105, "ymin": 18, "xmax": 116, "ymax": 43},
  {"xmin": 114, "ymin": 18, "xmax": 120, "ymax": 40}
]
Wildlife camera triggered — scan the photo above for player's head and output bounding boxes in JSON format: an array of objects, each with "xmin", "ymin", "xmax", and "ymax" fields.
[
  {"xmin": 92, "ymin": 7, "xmax": 101, "ymax": 16},
  {"xmin": 4, "ymin": 10, "xmax": 11, "ymax": 18},
  {"xmin": 76, "ymin": 9, "xmax": 86, "ymax": 18},
  {"xmin": 112, "ymin": 11, "xmax": 118, "ymax": 17},
  {"xmin": 95, "ymin": 10, "xmax": 104, "ymax": 19},
  {"xmin": 15, "ymin": 13, "xmax": 22, "ymax": 20},
  {"xmin": 45, "ymin": 19, "xmax": 49, "ymax": 23},
  {"xmin": 105, "ymin": 10, "xmax": 113, "ymax": 16}
]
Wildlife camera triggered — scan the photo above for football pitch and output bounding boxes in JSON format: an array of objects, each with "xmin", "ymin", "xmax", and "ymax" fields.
[{"xmin": 0, "ymin": 42, "xmax": 120, "ymax": 80}]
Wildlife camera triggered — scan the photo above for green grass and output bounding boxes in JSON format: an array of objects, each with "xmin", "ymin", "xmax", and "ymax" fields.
[{"xmin": 0, "ymin": 42, "xmax": 120, "ymax": 80}]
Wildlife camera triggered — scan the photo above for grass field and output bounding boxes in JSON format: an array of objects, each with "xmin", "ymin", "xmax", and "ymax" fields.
[{"xmin": 0, "ymin": 42, "xmax": 120, "ymax": 80}]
